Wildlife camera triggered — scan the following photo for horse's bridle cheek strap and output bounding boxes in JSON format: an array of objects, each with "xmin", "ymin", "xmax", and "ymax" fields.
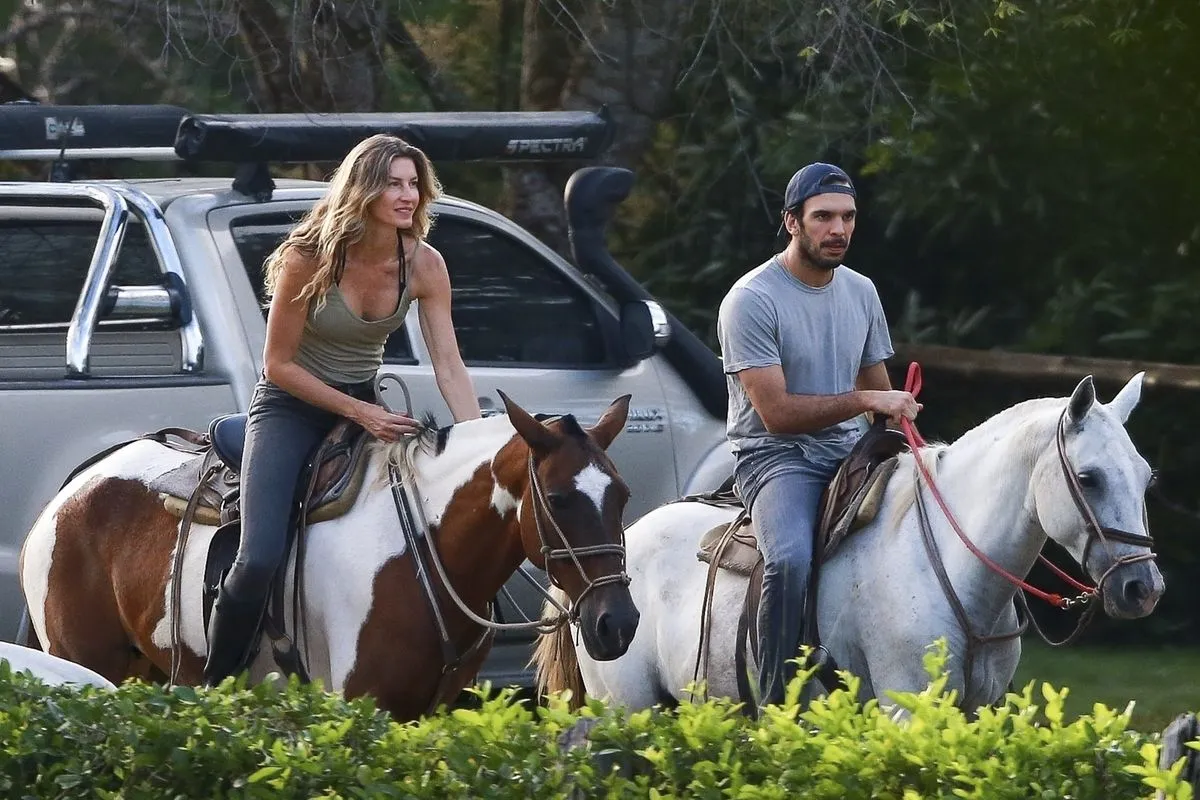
[
  {"xmin": 527, "ymin": 456, "xmax": 630, "ymax": 619},
  {"xmin": 1056, "ymin": 412, "xmax": 1156, "ymax": 585}
]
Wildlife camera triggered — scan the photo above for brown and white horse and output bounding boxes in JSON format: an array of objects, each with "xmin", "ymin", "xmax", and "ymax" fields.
[{"xmin": 19, "ymin": 393, "xmax": 640, "ymax": 720}]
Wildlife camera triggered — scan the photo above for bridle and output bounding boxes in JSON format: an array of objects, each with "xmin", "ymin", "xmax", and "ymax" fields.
[
  {"xmin": 1053, "ymin": 409, "xmax": 1157, "ymax": 590},
  {"xmin": 901, "ymin": 363, "xmax": 1157, "ymax": 688},
  {"xmin": 391, "ymin": 445, "xmax": 630, "ymax": 640},
  {"xmin": 372, "ymin": 382, "xmax": 630, "ymax": 638},
  {"xmin": 383, "ymin": 423, "xmax": 630, "ymax": 716},
  {"xmin": 525, "ymin": 453, "xmax": 632, "ymax": 625}
]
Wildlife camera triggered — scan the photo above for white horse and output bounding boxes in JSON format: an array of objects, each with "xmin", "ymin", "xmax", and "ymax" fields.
[
  {"xmin": 534, "ymin": 373, "xmax": 1165, "ymax": 711},
  {"xmin": 0, "ymin": 642, "xmax": 116, "ymax": 690}
]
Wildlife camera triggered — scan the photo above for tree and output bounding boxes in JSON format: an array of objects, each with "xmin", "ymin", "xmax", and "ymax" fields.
[
  {"xmin": 860, "ymin": 1, "xmax": 1200, "ymax": 362},
  {"xmin": 503, "ymin": 0, "xmax": 693, "ymax": 254},
  {"xmin": 2, "ymin": 0, "xmax": 961, "ymax": 257}
]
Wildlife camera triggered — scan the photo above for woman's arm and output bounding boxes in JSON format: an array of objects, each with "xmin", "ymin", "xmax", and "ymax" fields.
[
  {"xmin": 412, "ymin": 246, "xmax": 482, "ymax": 423},
  {"xmin": 263, "ymin": 249, "xmax": 421, "ymax": 441}
]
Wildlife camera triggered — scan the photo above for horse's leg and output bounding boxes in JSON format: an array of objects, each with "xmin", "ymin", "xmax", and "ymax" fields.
[
  {"xmin": 339, "ymin": 553, "xmax": 480, "ymax": 721},
  {"xmin": 969, "ymin": 604, "xmax": 1023, "ymax": 707},
  {"xmin": 42, "ymin": 577, "xmax": 135, "ymax": 683},
  {"xmin": 570, "ymin": 553, "xmax": 667, "ymax": 709}
]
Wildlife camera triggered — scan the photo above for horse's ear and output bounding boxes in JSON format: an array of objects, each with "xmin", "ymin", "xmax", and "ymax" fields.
[
  {"xmin": 1106, "ymin": 371, "xmax": 1145, "ymax": 425},
  {"xmin": 498, "ymin": 390, "xmax": 560, "ymax": 455},
  {"xmin": 587, "ymin": 394, "xmax": 631, "ymax": 451},
  {"xmin": 1068, "ymin": 375, "xmax": 1097, "ymax": 425}
]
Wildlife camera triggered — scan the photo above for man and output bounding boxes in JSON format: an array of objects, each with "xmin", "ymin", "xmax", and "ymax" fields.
[{"xmin": 716, "ymin": 162, "xmax": 921, "ymax": 707}]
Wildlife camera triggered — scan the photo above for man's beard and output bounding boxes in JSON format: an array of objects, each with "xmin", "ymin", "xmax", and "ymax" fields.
[{"xmin": 799, "ymin": 231, "xmax": 846, "ymax": 271}]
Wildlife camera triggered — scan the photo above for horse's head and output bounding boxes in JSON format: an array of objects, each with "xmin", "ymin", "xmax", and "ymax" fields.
[
  {"xmin": 498, "ymin": 391, "xmax": 640, "ymax": 661},
  {"xmin": 1032, "ymin": 372, "xmax": 1165, "ymax": 619}
]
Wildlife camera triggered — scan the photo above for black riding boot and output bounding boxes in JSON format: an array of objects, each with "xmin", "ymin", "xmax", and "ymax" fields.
[{"xmin": 203, "ymin": 584, "xmax": 267, "ymax": 686}]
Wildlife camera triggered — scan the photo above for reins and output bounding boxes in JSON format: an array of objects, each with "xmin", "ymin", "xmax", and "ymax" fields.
[
  {"xmin": 385, "ymin": 426, "xmax": 630, "ymax": 712},
  {"xmin": 899, "ymin": 362, "xmax": 1157, "ymax": 663},
  {"xmin": 387, "ymin": 451, "xmax": 629, "ymax": 638}
]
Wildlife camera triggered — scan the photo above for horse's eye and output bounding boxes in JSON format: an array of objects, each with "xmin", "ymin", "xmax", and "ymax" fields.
[
  {"xmin": 1148, "ymin": 469, "xmax": 1160, "ymax": 489},
  {"xmin": 1077, "ymin": 471, "xmax": 1100, "ymax": 489},
  {"xmin": 547, "ymin": 492, "xmax": 571, "ymax": 510}
]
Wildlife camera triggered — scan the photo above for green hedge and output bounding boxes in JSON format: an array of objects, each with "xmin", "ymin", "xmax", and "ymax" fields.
[{"xmin": 0, "ymin": 650, "xmax": 1193, "ymax": 799}]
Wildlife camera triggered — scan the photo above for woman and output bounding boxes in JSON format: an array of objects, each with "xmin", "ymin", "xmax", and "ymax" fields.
[{"xmin": 204, "ymin": 134, "xmax": 481, "ymax": 685}]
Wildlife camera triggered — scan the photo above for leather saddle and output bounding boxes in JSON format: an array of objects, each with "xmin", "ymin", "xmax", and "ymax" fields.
[
  {"xmin": 145, "ymin": 414, "xmax": 375, "ymax": 679},
  {"xmin": 151, "ymin": 414, "xmax": 374, "ymax": 530},
  {"xmin": 690, "ymin": 418, "xmax": 909, "ymax": 702}
]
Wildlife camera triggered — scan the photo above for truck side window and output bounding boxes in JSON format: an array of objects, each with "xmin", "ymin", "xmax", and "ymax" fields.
[
  {"xmin": 428, "ymin": 218, "xmax": 608, "ymax": 366},
  {"xmin": 229, "ymin": 213, "xmax": 415, "ymax": 363},
  {"xmin": 0, "ymin": 219, "xmax": 161, "ymax": 329}
]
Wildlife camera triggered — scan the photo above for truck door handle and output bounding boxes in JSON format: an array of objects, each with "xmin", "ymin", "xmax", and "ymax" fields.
[{"xmin": 478, "ymin": 395, "xmax": 500, "ymax": 416}]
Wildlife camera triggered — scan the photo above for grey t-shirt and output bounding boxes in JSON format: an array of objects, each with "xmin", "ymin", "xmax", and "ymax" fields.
[{"xmin": 717, "ymin": 256, "xmax": 894, "ymax": 457}]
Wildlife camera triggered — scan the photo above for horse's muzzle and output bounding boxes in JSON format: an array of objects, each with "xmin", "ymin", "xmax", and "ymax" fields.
[
  {"xmin": 578, "ymin": 584, "xmax": 640, "ymax": 661},
  {"xmin": 1101, "ymin": 558, "xmax": 1165, "ymax": 619}
]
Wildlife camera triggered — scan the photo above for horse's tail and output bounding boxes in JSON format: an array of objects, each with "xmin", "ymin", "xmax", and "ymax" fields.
[
  {"xmin": 17, "ymin": 606, "xmax": 42, "ymax": 651},
  {"xmin": 531, "ymin": 587, "xmax": 586, "ymax": 709}
]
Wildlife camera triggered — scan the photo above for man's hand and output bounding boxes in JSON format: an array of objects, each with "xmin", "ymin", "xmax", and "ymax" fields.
[{"xmin": 868, "ymin": 390, "xmax": 922, "ymax": 424}]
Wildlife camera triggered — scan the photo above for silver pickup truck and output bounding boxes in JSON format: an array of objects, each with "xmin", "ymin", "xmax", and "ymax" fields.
[{"xmin": 0, "ymin": 103, "xmax": 733, "ymax": 687}]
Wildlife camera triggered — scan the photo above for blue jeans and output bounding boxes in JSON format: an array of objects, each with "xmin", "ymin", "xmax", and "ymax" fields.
[{"xmin": 735, "ymin": 444, "xmax": 843, "ymax": 706}]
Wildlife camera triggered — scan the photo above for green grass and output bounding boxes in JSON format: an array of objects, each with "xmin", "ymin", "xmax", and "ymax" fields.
[{"xmin": 1014, "ymin": 641, "xmax": 1200, "ymax": 732}]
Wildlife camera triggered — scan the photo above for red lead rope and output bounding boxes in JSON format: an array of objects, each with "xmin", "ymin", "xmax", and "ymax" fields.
[{"xmin": 897, "ymin": 362, "xmax": 1095, "ymax": 608}]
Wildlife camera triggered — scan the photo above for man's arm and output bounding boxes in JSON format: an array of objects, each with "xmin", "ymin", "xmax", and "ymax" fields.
[
  {"xmin": 739, "ymin": 362, "xmax": 918, "ymax": 435},
  {"xmin": 856, "ymin": 361, "xmax": 892, "ymax": 390},
  {"xmin": 739, "ymin": 365, "xmax": 877, "ymax": 435}
]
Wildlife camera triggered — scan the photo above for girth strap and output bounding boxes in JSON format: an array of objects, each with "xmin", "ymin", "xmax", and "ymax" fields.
[{"xmin": 388, "ymin": 463, "xmax": 494, "ymax": 716}]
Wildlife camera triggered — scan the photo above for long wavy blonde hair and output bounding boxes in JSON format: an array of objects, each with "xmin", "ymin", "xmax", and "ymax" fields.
[{"xmin": 263, "ymin": 134, "xmax": 442, "ymax": 306}]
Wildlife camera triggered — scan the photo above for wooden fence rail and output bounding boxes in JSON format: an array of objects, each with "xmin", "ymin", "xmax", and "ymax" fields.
[{"xmin": 893, "ymin": 343, "xmax": 1200, "ymax": 391}]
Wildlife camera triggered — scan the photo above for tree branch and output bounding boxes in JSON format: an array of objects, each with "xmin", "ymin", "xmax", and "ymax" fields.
[
  {"xmin": 384, "ymin": 17, "xmax": 470, "ymax": 111},
  {"xmin": 495, "ymin": 0, "xmax": 521, "ymax": 110},
  {"xmin": 232, "ymin": 0, "xmax": 298, "ymax": 111},
  {"xmin": 0, "ymin": 70, "xmax": 35, "ymax": 103}
]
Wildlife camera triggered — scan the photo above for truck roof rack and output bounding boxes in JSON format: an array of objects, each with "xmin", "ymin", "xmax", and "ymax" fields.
[
  {"xmin": 0, "ymin": 102, "xmax": 615, "ymax": 197},
  {"xmin": 0, "ymin": 103, "xmax": 190, "ymax": 162},
  {"xmin": 0, "ymin": 103, "xmax": 614, "ymax": 164},
  {"xmin": 175, "ymin": 109, "xmax": 614, "ymax": 164}
]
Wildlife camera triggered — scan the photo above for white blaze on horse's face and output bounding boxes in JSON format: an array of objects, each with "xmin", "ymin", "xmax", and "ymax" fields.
[{"xmin": 574, "ymin": 464, "xmax": 613, "ymax": 516}]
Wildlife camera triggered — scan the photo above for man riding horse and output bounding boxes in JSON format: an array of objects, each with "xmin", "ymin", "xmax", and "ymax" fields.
[{"xmin": 716, "ymin": 162, "xmax": 920, "ymax": 708}]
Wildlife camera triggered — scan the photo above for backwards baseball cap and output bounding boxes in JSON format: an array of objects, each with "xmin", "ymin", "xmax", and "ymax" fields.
[{"xmin": 782, "ymin": 162, "xmax": 856, "ymax": 213}]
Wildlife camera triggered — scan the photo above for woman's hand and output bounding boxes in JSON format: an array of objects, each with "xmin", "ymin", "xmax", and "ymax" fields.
[{"xmin": 353, "ymin": 402, "xmax": 423, "ymax": 442}]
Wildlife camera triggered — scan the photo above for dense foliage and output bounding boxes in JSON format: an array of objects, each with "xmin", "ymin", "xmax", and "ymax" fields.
[{"xmin": 0, "ymin": 649, "xmax": 1195, "ymax": 799}]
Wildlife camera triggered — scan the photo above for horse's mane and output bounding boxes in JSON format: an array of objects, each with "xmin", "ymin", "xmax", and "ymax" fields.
[
  {"xmin": 883, "ymin": 396, "xmax": 1067, "ymax": 533},
  {"xmin": 377, "ymin": 412, "xmax": 529, "ymax": 488},
  {"xmin": 373, "ymin": 410, "xmax": 594, "ymax": 490},
  {"xmin": 380, "ymin": 411, "xmax": 443, "ymax": 486}
]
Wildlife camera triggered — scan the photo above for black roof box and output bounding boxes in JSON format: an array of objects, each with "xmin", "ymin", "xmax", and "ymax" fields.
[
  {"xmin": 175, "ymin": 109, "xmax": 614, "ymax": 163},
  {"xmin": 0, "ymin": 104, "xmax": 188, "ymax": 160},
  {"xmin": 0, "ymin": 103, "xmax": 615, "ymax": 164}
]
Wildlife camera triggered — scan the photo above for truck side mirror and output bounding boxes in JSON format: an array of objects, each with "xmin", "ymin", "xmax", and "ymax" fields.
[{"xmin": 620, "ymin": 300, "xmax": 666, "ymax": 365}]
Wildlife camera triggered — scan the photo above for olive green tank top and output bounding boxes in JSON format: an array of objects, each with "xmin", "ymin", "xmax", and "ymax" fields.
[{"xmin": 293, "ymin": 260, "xmax": 412, "ymax": 386}]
